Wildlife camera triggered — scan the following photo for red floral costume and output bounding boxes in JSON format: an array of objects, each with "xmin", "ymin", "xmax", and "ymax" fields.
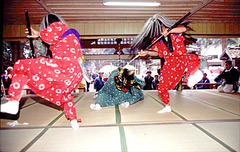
[
  {"xmin": 152, "ymin": 33, "xmax": 200, "ymax": 105},
  {"xmin": 8, "ymin": 22, "xmax": 83, "ymax": 120}
]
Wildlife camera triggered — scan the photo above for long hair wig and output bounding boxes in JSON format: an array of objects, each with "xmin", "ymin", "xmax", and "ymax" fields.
[
  {"xmin": 39, "ymin": 14, "xmax": 67, "ymax": 58},
  {"xmin": 131, "ymin": 14, "xmax": 190, "ymax": 51},
  {"xmin": 40, "ymin": 13, "xmax": 67, "ymax": 31}
]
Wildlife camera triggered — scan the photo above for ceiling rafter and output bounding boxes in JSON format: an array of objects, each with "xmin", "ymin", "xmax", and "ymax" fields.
[
  {"xmin": 35, "ymin": 0, "xmax": 54, "ymax": 13},
  {"xmin": 3, "ymin": 0, "xmax": 240, "ymax": 25}
]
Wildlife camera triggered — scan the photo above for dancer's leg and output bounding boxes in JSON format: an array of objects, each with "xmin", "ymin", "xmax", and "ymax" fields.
[
  {"xmin": 157, "ymin": 90, "xmax": 171, "ymax": 114},
  {"xmin": 8, "ymin": 74, "xmax": 29, "ymax": 101},
  {"xmin": 222, "ymin": 84, "xmax": 233, "ymax": 93},
  {"xmin": 1, "ymin": 74, "xmax": 28, "ymax": 114},
  {"xmin": 63, "ymin": 94, "xmax": 77, "ymax": 120},
  {"xmin": 63, "ymin": 94, "xmax": 80, "ymax": 130},
  {"xmin": 157, "ymin": 57, "xmax": 186, "ymax": 113}
]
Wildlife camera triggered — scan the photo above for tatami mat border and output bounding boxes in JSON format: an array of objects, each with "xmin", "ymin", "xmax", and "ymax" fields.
[{"xmin": 146, "ymin": 92, "xmax": 238, "ymax": 152}]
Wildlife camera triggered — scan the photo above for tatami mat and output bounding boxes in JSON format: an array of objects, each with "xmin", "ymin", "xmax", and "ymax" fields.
[
  {"xmin": 1, "ymin": 97, "xmax": 63, "ymax": 127},
  {"xmin": 0, "ymin": 129, "xmax": 44, "ymax": 151},
  {"xmin": 198, "ymin": 122, "xmax": 240, "ymax": 151},
  {"xmin": 146, "ymin": 90, "xmax": 240, "ymax": 121},
  {"xmin": 179, "ymin": 90, "xmax": 240, "ymax": 114},
  {"xmin": 54, "ymin": 93, "xmax": 117, "ymax": 126},
  {"xmin": 0, "ymin": 89, "xmax": 239, "ymax": 151},
  {"xmin": 124, "ymin": 124, "xmax": 228, "ymax": 152},
  {"xmin": 27, "ymin": 127, "xmax": 122, "ymax": 152},
  {"xmin": 203, "ymin": 89, "xmax": 240, "ymax": 100},
  {"xmin": 120, "ymin": 94, "xmax": 183, "ymax": 124}
]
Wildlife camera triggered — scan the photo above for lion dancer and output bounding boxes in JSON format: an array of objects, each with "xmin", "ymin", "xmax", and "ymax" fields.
[
  {"xmin": 131, "ymin": 14, "xmax": 200, "ymax": 114},
  {"xmin": 1, "ymin": 14, "xmax": 83, "ymax": 130}
]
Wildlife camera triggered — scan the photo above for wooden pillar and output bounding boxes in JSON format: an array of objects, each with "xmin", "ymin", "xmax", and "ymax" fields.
[
  {"xmin": 221, "ymin": 38, "xmax": 227, "ymax": 66},
  {"xmin": 115, "ymin": 38, "xmax": 123, "ymax": 67},
  {"xmin": 222, "ymin": 38, "xmax": 227, "ymax": 52},
  {"xmin": 11, "ymin": 41, "xmax": 23, "ymax": 63}
]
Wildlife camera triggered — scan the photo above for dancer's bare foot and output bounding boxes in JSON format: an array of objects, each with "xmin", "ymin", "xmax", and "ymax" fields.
[
  {"xmin": 90, "ymin": 104, "xmax": 102, "ymax": 111},
  {"xmin": 93, "ymin": 94, "xmax": 98, "ymax": 99},
  {"xmin": 70, "ymin": 119, "xmax": 79, "ymax": 131},
  {"xmin": 157, "ymin": 105, "xmax": 171, "ymax": 114},
  {"xmin": 120, "ymin": 102, "xmax": 130, "ymax": 108}
]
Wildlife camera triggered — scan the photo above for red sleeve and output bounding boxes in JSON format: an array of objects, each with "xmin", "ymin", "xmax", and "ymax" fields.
[
  {"xmin": 40, "ymin": 22, "xmax": 67, "ymax": 45},
  {"xmin": 151, "ymin": 40, "xmax": 163, "ymax": 57}
]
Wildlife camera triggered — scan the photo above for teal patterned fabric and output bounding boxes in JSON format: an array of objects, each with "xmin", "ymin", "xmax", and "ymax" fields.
[{"xmin": 95, "ymin": 68, "xmax": 145, "ymax": 107}]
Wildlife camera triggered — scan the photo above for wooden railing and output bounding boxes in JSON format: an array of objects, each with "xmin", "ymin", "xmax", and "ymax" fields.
[
  {"xmin": 193, "ymin": 83, "xmax": 222, "ymax": 89},
  {"xmin": 183, "ymin": 82, "xmax": 239, "ymax": 89}
]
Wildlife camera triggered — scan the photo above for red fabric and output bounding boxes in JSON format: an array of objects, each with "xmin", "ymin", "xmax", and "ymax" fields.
[
  {"xmin": 103, "ymin": 78, "xmax": 108, "ymax": 82},
  {"xmin": 122, "ymin": 88, "xmax": 127, "ymax": 92},
  {"xmin": 152, "ymin": 34, "xmax": 200, "ymax": 105},
  {"xmin": 8, "ymin": 22, "xmax": 83, "ymax": 120}
]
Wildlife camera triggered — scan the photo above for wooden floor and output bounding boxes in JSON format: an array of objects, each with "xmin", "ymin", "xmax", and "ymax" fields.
[{"xmin": 0, "ymin": 90, "xmax": 240, "ymax": 152}]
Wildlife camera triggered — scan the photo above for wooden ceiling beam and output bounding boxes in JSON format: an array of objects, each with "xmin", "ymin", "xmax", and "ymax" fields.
[
  {"xmin": 53, "ymin": 10, "xmax": 188, "ymax": 14},
  {"xmin": 35, "ymin": 0, "xmax": 54, "ymax": 13},
  {"xmin": 49, "ymin": 12, "xmax": 239, "ymax": 16},
  {"xmin": 49, "ymin": 7, "xmax": 239, "ymax": 12},
  {"xmin": 44, "ymin": 1, "xmax": 239, "ymax": 5},
  {"xmin": 3, "ymin": 0, "xmax": 240, "ymax": 25},
  {"xmin": 50, "ymin": 14, "xmax": 240, "ymax": 18}
]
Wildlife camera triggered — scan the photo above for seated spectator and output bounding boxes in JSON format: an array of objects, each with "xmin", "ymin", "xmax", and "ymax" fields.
[
  {"xmin": 157, "ymin": 68, "xmax": 161, "ymax": 81},
  {"xmin": 143, "ymin": 71, "xmax": 154, "ymax": 90},
  {"xmin": 196, "ymin": 73, "xmax": 210, "ymax": 89},
  {"xmin": 1, "ymin": 67, "xmax": 13, "ymax": 95},
  {"xmin": 1, "ymin": 79, "xmax": 5, "ymax": 97},
  {"xmin": 93, "ymin": 71, "xmax": 105, "ymax": 98},
  {"xmin": 92, "ymin": 71, "xmax": 98, "ymax": 82},
  {"xmin": 152, "ymin": 75, "xmax": 159, "ymax": 90},
  {"xmin": 84, "ymin": 69, "xmax": 92, "ymax": 92},
  {"xmin": 215, "ymin": 61, "xmax": 239, "ymax": 93},
  {"xmin": 213, "ymin": 70, "xmax": 223, "ymax": 89}
]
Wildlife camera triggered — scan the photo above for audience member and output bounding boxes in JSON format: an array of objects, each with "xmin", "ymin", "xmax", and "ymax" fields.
[
  {"xmin": 157, "ymin": 68, "xmax": 161, "ymax": 81},
  {"xmin": 213, "ymin": 70, "xmax": 223, "ymax": 89},
  {"xmin": 196, "ymin": 73, "xmax": 210, "ymax": 89},
  {"xmin": 1, "ymin": 67, "xmax": 13, "ymax": 94},
  {"xmin": 215, "ymin": 61, "xmax": 239, "ymax": 93},
  {"xmin": 152, "ymin": 75, "xmax": 159, "ymax": 90},
  {"xmin": 1, "ymin": 70, "xmax": 7, "ymax": 77},
  {"xmin": 92, "ymin": 71, "xmax": 98, "ymax": 82},
  {"xmin": 143, "ymin": 71, "xmax": 154, "ymax": 90},
  {"xmin": 93, "ymin": 71, "xmax": 105, "ymax": 98},
  {"xmin": 1, "ymin": 79, "xmax": 5, "ymax": 97},
  {"xmin": 85, "ymin": 69, "xmax": 92, "ymax": 92}
]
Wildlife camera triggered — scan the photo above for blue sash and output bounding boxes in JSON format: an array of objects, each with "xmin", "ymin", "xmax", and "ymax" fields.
[{"xmin": 61, "ymin": 28, "xmax": 82, "ymax": 48}]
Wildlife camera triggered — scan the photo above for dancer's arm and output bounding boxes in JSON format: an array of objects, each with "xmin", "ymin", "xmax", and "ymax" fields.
[
  {"xmin": 138, "ymin": 48, "xmax": 158, "ymax": 57},
  {"xmin": 25, "ymin": 27, "xmax": 40, "ymax": 39}
]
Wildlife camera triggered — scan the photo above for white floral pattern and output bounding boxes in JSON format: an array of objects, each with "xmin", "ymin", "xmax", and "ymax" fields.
[
  {"xmin": 8, "ymin": 22, "xmax": 83, "ymax": 121},
  {"xmin": 153, "ymin": 33, "xmax": 199, "ymax": 105}
]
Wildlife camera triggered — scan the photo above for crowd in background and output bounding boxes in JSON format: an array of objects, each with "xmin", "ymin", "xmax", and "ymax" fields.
[
  {"xmin": 1, "ymin": 66, "xmax": 13, "ymax": 96},
  {"xmin": 130, "ymin": 60, "xmax": 239, "ymax": 93},
  {"xmin": 84, "ymin": 69, "xmax": 105, "ymax": 93},
  {"xmin": 2, "ymin": 60, "xmax": 239, "ymax": 97}
]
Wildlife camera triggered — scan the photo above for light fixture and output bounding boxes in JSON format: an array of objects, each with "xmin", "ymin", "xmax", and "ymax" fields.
[{"xmin": 103, "ymin": 1, "xmax": 161, "ymax": 6}]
